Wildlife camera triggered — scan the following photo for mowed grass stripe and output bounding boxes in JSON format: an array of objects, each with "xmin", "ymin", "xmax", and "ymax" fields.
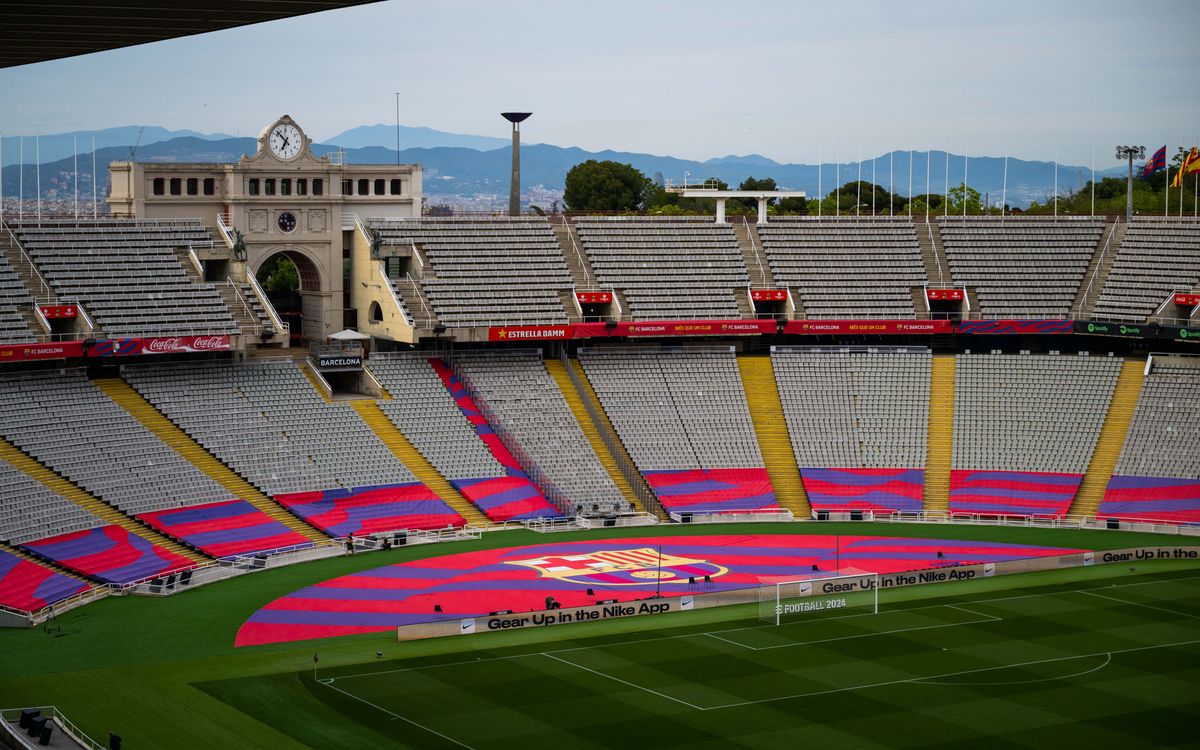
[{"xmin": 324, "ymin": 577, "xmax": 1200, "ymax": 747}]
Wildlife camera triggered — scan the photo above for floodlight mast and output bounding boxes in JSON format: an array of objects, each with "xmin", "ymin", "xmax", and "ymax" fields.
[
  {"xmin": 1116, "ymin": 145, "xmax": 1145, "ymax": 224},
  {"xmin": 502, "ymin": 112, "xmax": 532, "ymax": 216}
]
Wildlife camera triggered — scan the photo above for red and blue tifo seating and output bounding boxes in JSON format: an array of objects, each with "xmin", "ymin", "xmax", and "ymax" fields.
[
  {"xmin": 948, "ymin": 470, "xmax": 1082, "ymax": 518},
  {"xmin": 642, "ymin": 468, "xmax": 778, "ymax": 515},
  {"xmin": 137, "ymin": 499, "xmax": 313, "ymax": 558},
  {"xmin": 20, "ymin": 525, "xmax": 194, "ymax": 585},
  {"xmin": 1098, "ymin": 476, "xmax": 1200, "ymax": 524},
  {"xmin": 274, "ymin": 484, "xmax": 465, "ymax": 537},
  {"xmin": 799, "ymin": 468, "xmax": 925, "ymax": 514},
  {"xmin": 0, "ymin": 548, "xmax": 90, "ymax": 612},
  {"xmin": 428, "ymin": 358, "xmax": 562, "ymax": 521}
]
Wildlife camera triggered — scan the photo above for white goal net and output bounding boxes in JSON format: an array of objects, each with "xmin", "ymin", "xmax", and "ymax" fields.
[{"xmin": 758, "ymin": 572, "xmax": 879, "ymax": 626}]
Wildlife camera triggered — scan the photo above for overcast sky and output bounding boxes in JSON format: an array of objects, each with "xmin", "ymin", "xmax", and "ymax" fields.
[{"xmin": 0, "ymin": 0, "xmax": 1197, "ymax": 166}]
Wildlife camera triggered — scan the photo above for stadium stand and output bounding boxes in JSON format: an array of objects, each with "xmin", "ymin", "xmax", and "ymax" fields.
[
  {"xmin": 1099, "ymin": 355, "xmax": 1200, "ymax": 523},
  {"xmin": 579, "ymin": 347, "xmax": 777, "ymax": 514},
  {"xmin": 573, "ymin": 216, "xmax": 748, "ymax": 320},
  {"xmin": 0, "ymin": 247, "xmax": 37, "ymax": 344},
  {"xmin": 1092, "ymin": 217, "xmax": 1200, "ymax": 322},
  {"xmin": 21, "ymin": 525, "xmax": 194, "ymax": 585},
  {"xmin": 367, "ymin": 217, "xmax": 572, "ymax": 327},
  {"xmin": 939, "ymin": 216, "xmax": 1104, "ymax": 318},
  {"xmin": 452, "ymin": 350, "xmax": 629, "ymax": 516},
  {"xmin": 0, "ymin": 457, "xmax": 104, "ymax": 545},
  {"xmin": 9, "ymin": 219, "xmax": 239, "ymax": 337},
  {"xmin": 951, "ymin": 353, "xmax": 1120, "ymax": 517},
  {"xmin": 771, "ymin": 346, "xmax": 930, "ymax": 514},
  {"xmin": 0, "ymin": 546, "xmax": 90, "ymax": 612},
  {"xmin": 758, "ymin": 218, "xmax": 926, "ymax": 319},
  {"xmin": 124, "ymin": 360, "xmax": 464, "ymax": 536}
]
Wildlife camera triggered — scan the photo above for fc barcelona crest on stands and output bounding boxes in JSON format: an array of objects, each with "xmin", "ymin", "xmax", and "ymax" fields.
[{"xmin": 505, "ymin": 547, "xmax": 728, "ymax": 586}]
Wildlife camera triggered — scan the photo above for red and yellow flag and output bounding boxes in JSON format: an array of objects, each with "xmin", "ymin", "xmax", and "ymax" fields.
[{"xmin": 1172, "ymin": 147, "xmax": 1200, "ymax": 188}]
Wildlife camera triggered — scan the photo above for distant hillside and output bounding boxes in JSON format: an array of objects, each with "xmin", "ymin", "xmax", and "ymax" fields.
[
  {"xmin": 324, "ymin": 124, "xmax": 509, "ymax": 151},
  {"xmin": 0, "ymin": 126, "xmax": 233, "ymax": 167},
  {"xmin": 1, "ymin": 134, "xmax": 1128, "ymax": 210}
]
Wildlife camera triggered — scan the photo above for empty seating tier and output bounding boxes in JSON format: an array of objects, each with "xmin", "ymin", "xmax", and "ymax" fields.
[
  {"xmin": 368, "ymin": 217, "xmax": 572, "ymax": 328},
  {"xmin": 580, "ymin": 347, "xmax": 776, "ymax": 515},
  {"xmin": 0, "ymin": 246, "xmax": 36, "ymax": 344},
  {"xmin": 1099, "ymin": 355, "xmax": 1200, "ymax": 524},
  {"xmin": 574, "ymin": 217, "xmax": 747, "ymax": 320},
  {"xmin": 0, "ymin": 547, "xmax": 90, "ymax": 612},
  {"xmin": 759, "ymin": 218, "xmax": 926, "ymax": 319},
  {"xmin": 9, "ymin": 219, "xmax": 239, "ymax": 337},
  {"xmin": 21, "ymin": 525, "xmax": 194, "ymax": 585},
  {"xmin": 771, "ymin": 346, "xmax": 931, "ymax": 513},
  {"xmin": 951, "ymin": 353, "xmax": 1120, "ymax": 517},
  {"xmin": 939, "ymin": 217, "xmax": 1103, "ymax": 318},
  {"xmin": 0, "ymin": 457, "xmax": 104, "ymax": 545},
  {"xmin": 1093, "ymin": 218, "xmax": 1200, "ymax": 322},
  {"xmin": 453, "ymin": 350, "xmax": 628, "ymax": 516}
]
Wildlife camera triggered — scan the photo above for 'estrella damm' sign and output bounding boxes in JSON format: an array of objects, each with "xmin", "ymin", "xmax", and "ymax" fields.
[{"xmin": 506, "ymin": 547, "xmax": 728, "ymax": 586}]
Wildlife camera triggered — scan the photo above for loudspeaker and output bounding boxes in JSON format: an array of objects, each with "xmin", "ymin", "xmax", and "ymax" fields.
[
  {"xmin": 179, "ymin": 570, "xmax": 192, "ymax": 586},
  {"xmin": 28, "ymin": 716, "xmax": 46, "ymax": 737},
  {"xmin": 681, "ymin": 513, "xmax": 692, "ymax": 523},
  {"xmin": 38, "ymin": 723, "xmax": 53, "ymax": 746},
  {"xmin": 1106, "ymin": 518, "xmax": 1121, "ymax": 530},
  {"xmin": 816, "ymin": 510, "xmax": 829, "ymax": 521},
  {"xmin": 603, "ymin": 516, "xmax": 616, "ymax": 527},
  {"xmin": 19, "ymin": 708, "xmax": 38, "ymax": 728},
  {"xmin": 850, "ymin": 510, "xmax": 863, "ymax": 521}
]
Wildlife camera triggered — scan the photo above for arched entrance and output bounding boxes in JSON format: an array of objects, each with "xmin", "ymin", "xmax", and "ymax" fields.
[{"xmin": 255, "ymin": 250, "xmax": 323, "ymax": 343}]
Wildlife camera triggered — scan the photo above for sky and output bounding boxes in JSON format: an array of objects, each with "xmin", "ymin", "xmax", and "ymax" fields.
[{"xmin": 0, "ymin": 0, "xmax": 1197, "ymax": 166}]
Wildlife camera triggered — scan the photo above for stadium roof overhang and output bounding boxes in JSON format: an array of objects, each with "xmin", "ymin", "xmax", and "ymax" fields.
[{"xmin": 0, "ymin": 1, "xmax": 384, "ymax": 69}]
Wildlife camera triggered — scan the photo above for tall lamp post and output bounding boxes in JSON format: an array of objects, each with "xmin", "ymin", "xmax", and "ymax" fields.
[
  {"xmin": 1116, "ymin": 145, "xmax": 1145, "ymax": 224},
  {"xmin": 501, "ymin": 112, "xmax": 531, "ymax": 216}
]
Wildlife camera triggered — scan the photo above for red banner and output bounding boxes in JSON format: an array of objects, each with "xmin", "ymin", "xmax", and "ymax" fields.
[
  {"xmin": 89, "ymin": 335, "xmax": 233, "ymax": 357},
  {"xmin": 576, "ymin": 291, "xmax": 613, "ymax": 304},
  {"xmin": 750, "ymin": 289, "xmax": 788, "ymax": 302},
  {"xmin": 926, "ymin": 288, "xmax": 964, "ymax": 301},
  {"xmin": 573, "ymin": 319, "xmax": 777, "ymax": 338},
  {"xmin": 487, "ymin": 325, "xmax": 572, "ymax": 342},
  {"xmin": 783, "ymin": 320, "xmax": 952, "ymax": 336},
  {"xmin": 1175, "ymin": 293, "xmax": 1200, "ymax": 307},
  {"xmin": 0, "ymin": 341, "xmax": 85, "ymax": 362},
  {"xmin": 39, "ymin": 304, "xmax": 78, "ymax": 319}
]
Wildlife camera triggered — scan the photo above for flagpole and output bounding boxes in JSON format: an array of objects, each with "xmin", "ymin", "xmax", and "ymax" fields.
[
  {"xmin": 1002, "ymin": 143, "xmax": 1009, "ymax": 219},
  {"xmin": 0, "ymin": 132, "xmax": 4, "ymax": 220},
  {"xmin": 1053, "ymin": 142, "xmax": 1058, "ymax": 218},
  {"xmin": 943, "ymin": 146, "xmax": 949, "ymax": 218},
  {"xmin": 835, "ymin": 143, "xmax": 840, "ymax": 216},
  {"xmin": 871, "ymin": 141, "xmax": 876, "ymax": 216},
  {"xmin": 92, "ymin": 136, "xmax": 97, "ymax": 219},
  {"xmin": 889, "ymin": 147, "xmax": 894, "ymax": 215},
  {"xmin": 35, "ymin": 134, "xmax": 41, "ymax": 224},
  {"xmin": 963, "ymin": 141, "xmax": 969, "ymax": 217},
  {"xmin": 18, "ymin": 133, "xmax": 23, "ymax": 221},
  {"xmin": 817, "ymin": 141, "xmax": 822, "ymax": 218},
  {"xmin": 856, "ymin": 143, "xmax": 862, "ymax": 217},
  {"xmin": 74, "ymin": 133, "xmax": 79, "ymax": 219},
  {"xmin": 908, "ymin": 144, "xmax": 913, "ymax": 218},
  {"xmin": 926, "ymin": 147, "xmax": 931, "ymax": 221},
  {"xmin": 1165, "ymin": 164, "xmax": 1170, "ymax": 217}
]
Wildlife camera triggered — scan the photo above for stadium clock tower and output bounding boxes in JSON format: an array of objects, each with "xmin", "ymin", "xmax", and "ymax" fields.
[{"xmin": 108, "ymin": 115, "xmax": 423, "ymax": 342}]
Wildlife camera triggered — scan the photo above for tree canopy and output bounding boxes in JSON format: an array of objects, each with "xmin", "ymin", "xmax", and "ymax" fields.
[{"xmin": 563, "ymin": 160, "xmax": 652, "ymax": 212}]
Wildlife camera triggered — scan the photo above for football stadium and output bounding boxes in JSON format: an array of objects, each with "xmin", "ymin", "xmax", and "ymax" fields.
[{"xmin": 1, "ymin": 2, "xmax": 1199, "ymax": 748}]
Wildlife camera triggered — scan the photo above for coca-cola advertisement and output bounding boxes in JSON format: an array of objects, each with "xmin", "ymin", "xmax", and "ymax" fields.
[{"xmin": 89, "ymin": 335, "xmax": 232, "ymax": 357}]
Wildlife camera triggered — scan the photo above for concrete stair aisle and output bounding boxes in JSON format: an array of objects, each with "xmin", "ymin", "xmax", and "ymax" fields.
[
  {"xmin": 910, "ymin": 288, "xmax": 930, "ymax": 319},
  {"xmin": 0, "ymin": 229, "xmax": 56, "ymax": 304},
  {"xmin": 215, "ymin": 280, "xmax": 265, "ymax": 336},
  {"xmin": 170, "ymin": 247, "xmax": 259, "ymax": 335},
  {"xmin": 565, "ymin": 358, "xmax": 666, "ymax": 520},
  {"xmin": 553, "ymin": 222, "xmax": 600, "ymax": 291},
  {"xmin": 0, "ymin": 437, "xmax": 207, "ymax": 564},
  {"xmin": 16, "ymin": 306, "xmax": 49, "ymax": 341},
  {"xmin": 392, "ymin": 275, "xmax": 437, "ymax": 329},
  {"xmin": 923, "ymin": 355, "xmax": 956, "ymax": 513},
  {"xmin": 736, "ymin": 355, "xmax": 811, "ymax": 517},
  {"xmin": 736, "ymin": 223, "xmax": 774, "ymax": 288},
  {"xmin": 1068, "ymin": 358, "xmax": 1144, "ymax": 518},
  {"xmin": 350, "ymin": 401, "xmax": 489, "ymax": 526},
  {"xmin": 556, "ymin": 289, "xmax": 581, "ymax": 323},
  {"xmin": 734, "ymin": 289, "xmax": 754, "ymax": 318},
  {"xmin": 91, "ymin": 377, "xmax": 329, "ymax": 544},
  {"xmin": 544, "ymin": 359, "xmax": 649, "ymax": 516},
  {"xmin": 916, "ymin": 220, "xmax": 949, "ymax": 288},
  {"xmin": 1071, "ymin": 220, "xmax": 1126, "ymax": 319}
]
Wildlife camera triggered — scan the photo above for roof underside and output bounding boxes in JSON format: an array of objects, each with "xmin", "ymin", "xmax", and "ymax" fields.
[{"xmin": 0, "ymin": 1, "xmax": 382, "ymax": 69}]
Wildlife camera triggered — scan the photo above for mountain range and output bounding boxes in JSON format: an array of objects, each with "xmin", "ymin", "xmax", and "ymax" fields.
[{"xmin": 0, "ymin": 124, "xmax": 1127, "ymax": 209}]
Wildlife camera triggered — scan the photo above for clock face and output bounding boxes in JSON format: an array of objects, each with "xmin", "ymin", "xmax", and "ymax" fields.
[
  {"xmin": 277, "ymin": 211, "xmax": 298, "ymax": 233},
  {"xmin": 269, "ymin": 124, "xmax": 302, "ymax": 160}
]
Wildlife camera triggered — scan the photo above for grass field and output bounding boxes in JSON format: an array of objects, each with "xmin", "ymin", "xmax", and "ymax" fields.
[{"xmin": 3, "ymin": 523, "xmax": 1199, "ymax": 748}]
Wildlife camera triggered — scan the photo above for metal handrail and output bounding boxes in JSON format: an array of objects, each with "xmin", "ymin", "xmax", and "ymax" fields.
[
  {"xmin": 403, "ymin": 271, "xmax": 435, "ymax": 327},
  {"xmin": 375, "ymin": 266, "xmax": 415, "ymax": 327},
  {"xmin": 1074, "ymin": 217, "xmax": 1119, "ymax": 319},
  {"xmin": 743, "ymin": 222, "xmax": 766, "ymax": 285},
  {"xmin": 926, "ymin": 221, "xmax": 944, "ymax": 286},
  {"xmin": 562, "ymin": 220, "xmax": 594, "ymax": 289},
  {"xmin": 245, "ymin": 270, "xmax": 289, "ymax": 335},
  {"xmin": 0, "ymin": 706, "xmax": 105, "ymax": 750},
  {"xmin": 225, "ymin": 275, "xmax": 261, "ymax": 336},
  {"xmin": 2, "ymin": 220, "xmax": 53, "ymax": 303}
]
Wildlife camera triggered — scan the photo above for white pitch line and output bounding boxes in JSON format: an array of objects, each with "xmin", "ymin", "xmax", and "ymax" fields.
[
  {"xmin": 541, "ymin": 652, "xmax": 706, "ymax": 710},
  {"xmin": 1076, "ymin": 589, "xmax": 1200, "ymax": 620},
  {"xmin": 915, "ymin": 653, "xmax": 1112, "ymax": 686},
  {"xmin": 320, "ymin": 680, "xmax": 475, "ymax": 749},
  {"xmin": 705, "ymin": 612, "xmax": 1001, "ymax": 652}
]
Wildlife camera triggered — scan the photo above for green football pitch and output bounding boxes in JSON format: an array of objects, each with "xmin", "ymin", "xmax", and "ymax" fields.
[{"xmin": 2, "ymin": 523, "xmax": 1199, "ymax": 748}]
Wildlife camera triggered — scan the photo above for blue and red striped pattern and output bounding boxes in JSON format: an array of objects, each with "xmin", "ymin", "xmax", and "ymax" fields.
[
  {"xmin": 138, "ymin": 499, "xmax": 314, "ymax": 558},
  {"xmin": 949, "ymin": 470, "xmax": 1081, "ymax": 518},
  {"xmin": 1098, "ymin": 475, "xmax": 1200, "ymax": 524},
  {"xmin": 274, "ymin": 484, "xmax": 465, "ymax": 537},
  {"xmin": 0, "ymin": 549, "xmax": 90, "ymax": 612},
  {"xmin": 428, "ymin": 358, "xmax": 559, "ymax": 522},
  {"xmin": 643, "ymin": 468, "xmax": 777, "ymax": 514},
  {"xmin": 21, "ymin": 525, "xmax": 193, "ymax": 585},
  {"xmin": 800, "ymin": 468, "xmax": 924, "ymax": 513},
  {"xmin": 235, "ymin": 533, "xmax": 1084, "ymax": 646}
]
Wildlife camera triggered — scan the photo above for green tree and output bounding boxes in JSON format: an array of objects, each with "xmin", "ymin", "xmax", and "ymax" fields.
[
  {"xmin": 258, "ymin": 255, "xmax": 299, "ymax": 294},
  {"xmin": 563, "ymin": 160, "xmax": 652, "ymax": 212},
  {"xmin": 946, "ymin": 182, "xmax": 983, "ymax": 214}
]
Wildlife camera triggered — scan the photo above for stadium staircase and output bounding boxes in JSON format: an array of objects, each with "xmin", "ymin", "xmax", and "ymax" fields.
[
  {"xmin": 350, "ymin": 401, "xmax": 489, "ymax": 526},
  {"xmin": 553, "ymin": 221, "xmax": 601, "ymax": 293},
  {"xmin": 923, "ymin": 355, "xmax": 956, "ymax": 513},
  {"xmin": 557, "ymin": 289, "xmax": 582, "ymax": 323},
  {"xmin": 916, "ymin": 220, "xmax": 949, "ymax": 287},
  {"xmin": 92, "ymin": 378, "xmax": 329, "ymax": 544},
  {"xmin": 736, "ymin": 223, "xmax": 774, "ymax": 288},
  {"xmin": 1071, "ymin": 220, "xmax": 1126, "ymax": 319},
  {"xmin": 300, "ymin": 363, "xmax": 334, "ymax": 403},
  {"xmin": 544, "ymin": 359, "xmax": 650, "ymax": 516},
  {"xmin": 0, "ymin": 437, "xmax": 206, "ymax": 564},
  {"xmin": 172, "ymin": 247, "xmax": 259, "ymax": 336},
  {"xmin": 736, "ymin": 355, "xmax": 810, "ymax": 517},
  {"xmin": 1068, "ymin": 358, "xmax": 1144, "ymax": 518},
  {"xmin": 393, "ymin": 276, "xmax": 438, "ymax": 330}
]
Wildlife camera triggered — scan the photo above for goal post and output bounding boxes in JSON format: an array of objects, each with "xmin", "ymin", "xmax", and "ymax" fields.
[{"xmin": 758, "ymin": 572, "xmax": 879, "ymax": 626}]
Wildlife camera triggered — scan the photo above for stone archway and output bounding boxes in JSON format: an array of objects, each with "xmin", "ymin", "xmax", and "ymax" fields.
[{"xmin": 254, "ymin": 249, "xmax": 326, "ymax": 342}]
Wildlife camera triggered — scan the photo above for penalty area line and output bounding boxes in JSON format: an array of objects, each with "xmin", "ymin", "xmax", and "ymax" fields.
[{"xmin": 319, "ymin": 680, "xmax": 475, "ymax": 749}]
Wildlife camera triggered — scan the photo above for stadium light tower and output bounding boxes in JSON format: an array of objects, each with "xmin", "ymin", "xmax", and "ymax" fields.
[
  {"xmin": 1116, "ymin": 145, "xmax": 1145, "ymax": 224},
  {"xmin": 502, "ymin": 112, "xmax": 531, "ymax": 216}
]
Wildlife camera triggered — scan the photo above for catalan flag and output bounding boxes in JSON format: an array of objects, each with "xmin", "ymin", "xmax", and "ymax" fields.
[
  {"xmin": 1171, "ymin": 147, "xmax": 1200, "ymax": 188},
  {"xmin": 1142, "ymin": 145, "xmax": 1167, "ymax": 177}
]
